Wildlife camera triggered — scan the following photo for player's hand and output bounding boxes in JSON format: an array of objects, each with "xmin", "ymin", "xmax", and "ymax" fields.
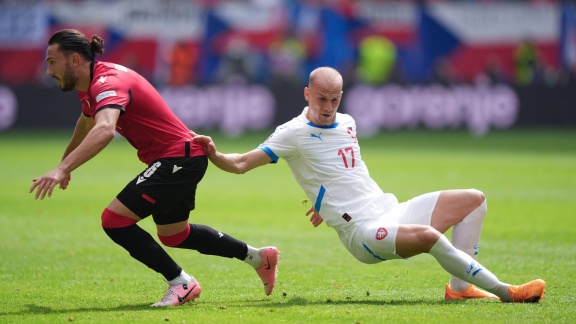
[
  {"xmin": 59, "ymin": 173, "xmax": 71, "ymax": 190},
  {"xmin": 306, "ymin": 207, "xmax": 324, "ymax": 227},
  {"xmin": 191, "ymin": 134, "xmax": 217, "ymax": 157},
  {"xmin": 29, "ymin": 168, "xmax": 69, "ymax": 200}
]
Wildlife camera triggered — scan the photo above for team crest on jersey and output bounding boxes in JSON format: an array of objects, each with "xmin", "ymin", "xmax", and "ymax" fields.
[
  {"xmin": 347, "ymin": 127, "xmax": 357, "ymax": 143},
  {"xmin": 95, "ymin": 90, "xmax": 117, "ymax": 103},
  {"xmin": 375, "ymin": 227, "xmax": 388, "ymax": 240}
]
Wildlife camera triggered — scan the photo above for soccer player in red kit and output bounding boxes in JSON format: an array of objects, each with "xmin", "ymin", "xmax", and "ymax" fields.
[{"xmin": 29, "ymin": 29, "xmax": 278, "ymax": 306}]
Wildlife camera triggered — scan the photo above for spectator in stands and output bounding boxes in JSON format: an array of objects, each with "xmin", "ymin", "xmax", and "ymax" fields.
[
  {"xmin": 169, "ymin": 41, "xmax": 198, "ymax": 86},
  {"xmin": 355, "ymin": 35, "xmax": 398, "ymax": 85},
  {"xmin": 431, "ymin": 57, "xmax": 461, "ymax": 85},
  {"xmin": 477, "ymin": 55, "xmax": 510, "ymax": 85},
  {"xmin": 513, "ymin": 39, "xmax": 544, "ymax": 86},
  {"xmin": 267, "ymin": 30, "xmax": 307, "ymax": 85},
  {"xmin": 217, "ymin": 36, "xmax": 264, "ymax": 84}
]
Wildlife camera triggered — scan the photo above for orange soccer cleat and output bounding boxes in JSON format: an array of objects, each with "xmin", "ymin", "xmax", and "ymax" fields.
[
  {"xmin": 505, "ymin": 279, "xmax": 546, "ymax": 303},
  {"xmin": 445, "ymin": 283, "xmax": 499, "ymax": 300}
]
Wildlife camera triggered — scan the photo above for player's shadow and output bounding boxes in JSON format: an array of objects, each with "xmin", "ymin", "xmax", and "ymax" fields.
[
  {"xmin": 0, "ymin": 303, "xmax": 153, "ymax": 317},
  {"xmin": 0, "ymin": 298, "xmax": 484, "ymax": 317},
  {"xmin": 209, "ymin": 296, "xmax": 471, "ymax": 308}
]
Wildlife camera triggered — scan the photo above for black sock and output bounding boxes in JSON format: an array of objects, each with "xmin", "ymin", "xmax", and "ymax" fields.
[
  {"xmin": 103, "ymin": 224, "xmax": 181, "ymax": 281},
  {"xmin": 175, "ymin": 224, "xmax": 248, "ymax": 260}
]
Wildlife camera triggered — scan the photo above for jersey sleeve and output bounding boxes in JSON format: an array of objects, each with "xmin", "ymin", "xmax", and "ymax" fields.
[
  {"xmin": 90, "ymin": 74, "xmax": 130, "ymax": 114},
  {"xmin": 258, "ymin": 123, "xmax": 298, "ymax": 163},
  {"xmin": 78, "ymin": 92, "xmax": 92, "ymax": 117}
]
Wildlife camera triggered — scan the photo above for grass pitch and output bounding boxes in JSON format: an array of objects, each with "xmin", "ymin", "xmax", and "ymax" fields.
[{"xmin": 0, "ymin": 128, "xmax": 575, "ymax": 323}]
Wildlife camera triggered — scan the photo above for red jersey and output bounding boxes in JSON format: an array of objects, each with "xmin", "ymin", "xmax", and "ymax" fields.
[{"xmin": 78, "ymin": 61, "xmax": 205, "ymax": 165}]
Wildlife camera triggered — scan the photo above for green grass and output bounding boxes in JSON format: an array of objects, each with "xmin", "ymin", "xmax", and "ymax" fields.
[{"xmin": 1, "ymin": 128, "xmax": 575, "ymax": 323}]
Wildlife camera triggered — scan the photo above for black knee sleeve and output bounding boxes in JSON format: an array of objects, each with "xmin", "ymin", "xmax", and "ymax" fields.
[
  {"xmin": 175, "ymin": 224, "xmax": 248, "ymax": 260},
  {"xmin": 103, "ymin": 225, "xmax": 181, "ymax": 281}
]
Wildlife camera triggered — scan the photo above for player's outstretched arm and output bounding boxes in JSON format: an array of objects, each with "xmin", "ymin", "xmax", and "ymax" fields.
[
  {"xmin": 192, "ymin": 134, "xmax": 272, "ymax": 174},
  {"xmin": 30, "ymin": 109, "xmax": 119, "ymax": 199},
  {"xmin": 58, "ymin": 113, "xmax": 95, "ymax": 190}
]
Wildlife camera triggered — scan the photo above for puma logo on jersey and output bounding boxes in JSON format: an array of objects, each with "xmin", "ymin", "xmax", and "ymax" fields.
[
  {"xmin": 173, "ymin": 165, "xmax": 183, "ymax": 173},
  {"xmin": 310, "ymin": 133, "xmax": 323, "ymax": 141},
  {"xmin": 136, "ymin": 161, "xmax": 161, "ymax": 185},
  {"xmin": 98, "ymin": 75, "xmax": 107, "ymax": 83}
]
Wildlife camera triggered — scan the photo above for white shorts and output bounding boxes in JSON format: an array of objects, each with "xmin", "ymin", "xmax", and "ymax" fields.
[{"xmin": 340, "ymin": 191, "xmax": 440, "ymax": 264}]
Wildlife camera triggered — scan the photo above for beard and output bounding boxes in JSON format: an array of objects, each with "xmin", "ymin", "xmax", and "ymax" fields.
[{"xmin": 59, "ymin": 64, "xmax": 78, "ymax": 92}]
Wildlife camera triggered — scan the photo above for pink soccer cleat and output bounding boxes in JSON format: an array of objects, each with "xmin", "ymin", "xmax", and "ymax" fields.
[
  {"xmin": 255, "ymin": 246, "xmax": 279, "ymax": 296},
  {"xmin": 151, "ymin": 279, "xmax": 202, "ymax": 307}
]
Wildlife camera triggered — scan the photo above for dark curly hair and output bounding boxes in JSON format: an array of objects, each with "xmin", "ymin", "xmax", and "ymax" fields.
[{"xmin": 48, "ymin": 29, "xmax": 105, "ymax": 61}]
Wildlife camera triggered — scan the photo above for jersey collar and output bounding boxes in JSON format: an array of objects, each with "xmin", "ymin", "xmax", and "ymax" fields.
[
  {"xmin": 307, "ymin": 121, "xmax": 339, "ymax": 129},
  {"xmin": 302, "ymin": 107, "xmax": 339, "ymax": 128},
  {"xmin": 89, "ymin": 60, "xmax": 95, "ymax": 83}
]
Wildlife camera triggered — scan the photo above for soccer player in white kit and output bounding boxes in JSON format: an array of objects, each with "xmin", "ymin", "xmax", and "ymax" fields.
[{"xmin": 193, "ymin": 66, "xmax": 545, "ymax": 303}]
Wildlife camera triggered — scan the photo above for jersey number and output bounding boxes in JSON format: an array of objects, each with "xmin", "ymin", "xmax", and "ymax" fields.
[{"xmin": 338, "ymin": 147, "xmax": 355, "ymax": 168}]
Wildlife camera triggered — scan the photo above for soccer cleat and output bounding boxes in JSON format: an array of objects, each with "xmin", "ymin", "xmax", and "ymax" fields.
[
  {"xmin": 445, "ymin": 284, "xmax": 499, "ymax": 300},
  {"xmin": 151, "ymin": 279, "xmax": 202, "ymax": 307},
  {"xmin": 505, "ymin": 279, "xmax": 546, "ymax": 303},
  {"xmin": 255, "ymin": 246, "xmax": 279, "ymax": 296}
]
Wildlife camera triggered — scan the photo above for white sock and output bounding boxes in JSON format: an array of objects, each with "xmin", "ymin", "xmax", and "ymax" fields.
[
  {"xmin": 243, "ymin": 245, "xmax": 262, "ymax": 269},
  {"xmin": 168, "ymin": 270, "xmax": 193, "ymax": 286},
  {"xmin": 430, "ymin": 235, "xmax": 511, "ymax": 300},
  {"xmin": 450, "ymin": 200, "xmax": 486, "ymax": 291}
]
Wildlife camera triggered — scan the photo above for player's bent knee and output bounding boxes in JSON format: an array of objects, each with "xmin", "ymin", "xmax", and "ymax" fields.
[
  {"xmin": 397, "ymin": 226, "xmax": 441, "ymax": 258},
  {"xmin": 101, "ymin": 208, "xmax": 137, "ymax": 229},
  {"xmin": 157, "ymin": 224, "xmax": 191, "ymax": 247},
  {"xmin": 467, "ymin": 188, "xmax": 486, "ymax": 205},
  {"xmin": 418, "ymin": 227, "xmax": 442, "ymax": 248},
  {"xmin": 461, "ymin": 193, "xmax": 487, "ymax": 223}
]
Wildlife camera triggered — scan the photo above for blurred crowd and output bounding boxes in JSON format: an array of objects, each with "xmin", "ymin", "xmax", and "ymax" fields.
[{"xmin": 1, "ymin": 0, "xmax": 574, "ymax": 88}]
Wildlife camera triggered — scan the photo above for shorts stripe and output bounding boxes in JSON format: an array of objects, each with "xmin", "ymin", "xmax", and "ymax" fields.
[
  {"xmin": 362, "ymin": 242, "xmax": 387, "ymax": 261},
  {"xmin": 315, "ymin": 185, "xmax": 326, "ymax": 213},
  {"xmin": 142, "ymin": 193, "xmax": 156, "ymax": 204}
]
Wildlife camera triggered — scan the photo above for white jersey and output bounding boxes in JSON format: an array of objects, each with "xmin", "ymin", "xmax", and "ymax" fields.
[{"xmin": 259, "ymin": 107, "xmax": 398, "ymax": 232}]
